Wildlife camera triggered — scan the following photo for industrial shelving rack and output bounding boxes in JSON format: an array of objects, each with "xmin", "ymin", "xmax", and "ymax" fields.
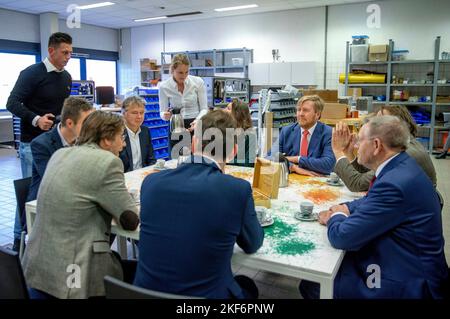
[{"xmin": 343, "ymin": 36, "xmax": 450, "ymax": 152}]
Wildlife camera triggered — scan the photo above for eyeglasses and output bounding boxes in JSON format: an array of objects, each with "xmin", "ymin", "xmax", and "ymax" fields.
[
  {"xmin": 354, "ymin": 135, "xmax": 377, "ymax": 147},
  {"xmin": 121, "ymin": 133, "xmax": 127, "ymax": 141}
]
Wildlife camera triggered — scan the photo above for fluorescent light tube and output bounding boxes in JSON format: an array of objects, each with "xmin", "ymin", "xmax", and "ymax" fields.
[
  {"xmin": 214, "ymin": 4, "xmax": 258, "ymax": 12},
  {"xmin": 134, "ymin": 16, "xmax": 167, "ymax": 22},
  {"xmin": 77, "ymin": 2, "xmax": 115, "ymax": 10}
]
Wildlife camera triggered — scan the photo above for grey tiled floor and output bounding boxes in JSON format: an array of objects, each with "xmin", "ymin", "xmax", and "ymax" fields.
[{"xmin": 1, "ymin": 147, "xmax": 449, "ymax": 298}]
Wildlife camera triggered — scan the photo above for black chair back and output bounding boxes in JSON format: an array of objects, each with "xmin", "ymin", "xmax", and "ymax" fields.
[
  {"xmin": 104, "ymin": 276, "xmax": 203, "ymax": 299},
  {"xmin": 13, "ymin": 177, "xmax": 32, "ymax": 231},
  {"xmin": 0, "ymin": 247, "xmax": 29, "ymax": 299},
  {"xmin": 437, "ymin": 190, "xmax": 444, "ymax": 212}
]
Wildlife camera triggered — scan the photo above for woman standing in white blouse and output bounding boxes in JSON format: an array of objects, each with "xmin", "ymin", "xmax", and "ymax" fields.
[{"xmin": 159, "ymin": 54, "xmax": 208, "ymax": 155}]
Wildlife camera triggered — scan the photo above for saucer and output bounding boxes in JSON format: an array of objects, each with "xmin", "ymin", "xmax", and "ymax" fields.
[
  {"xmin": 260, "ymin": 217, "xmax": 274, "ymax": 227},
  {"xmin": 326, "ymin": 179, "xmax": 344, "ymax": 187},
  {"xmin": 294, "ymin": 213, "xmax": 318, "ymax": 222}
]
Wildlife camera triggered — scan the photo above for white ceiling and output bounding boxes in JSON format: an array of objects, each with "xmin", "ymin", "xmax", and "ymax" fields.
[{"xmin": 0, "ymin": 0, "xmax": 376, "ymax": 29}]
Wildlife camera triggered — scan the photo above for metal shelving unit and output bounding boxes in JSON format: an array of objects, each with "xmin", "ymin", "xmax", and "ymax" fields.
[
  {"xmin": 161, "ymin": 48, "xmax": 253, "ymax": 79},
  {"xmin": 343, "ymin": 36, "xmax": 450, "ymax": 152},
  {"xmin": 135, "ymin": 87, "xmax": 169, "ymax": 160}
]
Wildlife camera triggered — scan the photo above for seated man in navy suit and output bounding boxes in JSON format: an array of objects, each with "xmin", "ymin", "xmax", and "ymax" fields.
[
  {"xmin": 134, "ymin": 110, "xmax": 264, "ymax": 299},
  {"xmin": 273, "ymin": 95, "xmax": 335, "ymax": 176},
  {"xmin": 27, "ymin": 96, "xmax": 93, "ymax": 202},
  {"xmin": 119, "ymin": 96, "xmax": 156, "ymax": 172},
  {"xmin": 301, "ymin": 115, "xmax": 448, "ymax": 299}
]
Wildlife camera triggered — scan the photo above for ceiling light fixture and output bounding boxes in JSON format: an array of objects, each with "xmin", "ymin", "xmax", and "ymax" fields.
[
  {"xmin": 134, "ymin": 16, "xmax": 167, "ymax": 22},
  {"xmin": 214, "ymin": 4, "xmax": 258, "ymax": 12},
  {"xmin": 77, "ymin": 2, "xmax": 115, "ymax": 10}
]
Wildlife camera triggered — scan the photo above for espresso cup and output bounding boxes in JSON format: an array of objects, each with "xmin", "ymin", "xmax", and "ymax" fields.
[
  {"xmin": 155, "ymin": 159, "xmax": 165, "ymax": 169},
  {"xmin": 255, "ymin": 206, "xmax": 267, "ymax": 223},
  {"xmin": 330, "ymin": 172, "xmax": 339, "ymax": 184},
  {"xmin": 300, "ymin": 201, "xmax": 314, "ymax": 218}
]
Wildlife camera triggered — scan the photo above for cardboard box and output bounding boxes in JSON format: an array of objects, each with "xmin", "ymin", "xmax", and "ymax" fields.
[
  {"xmin": 321, "ymin": 103, "xmax": 348, "ymax": 119},
  {"xmin": 369, "ymin": 44, "xmax": 389, "ymax": 62},
  {"xmin": 252, "ymin": 158, "xmax": 281, "ymax": 208},
  {"xmin": 302, "ymin": 89, "xmax": 338, "ymax": 102},
  {"xmin": 347, "ymin": 88, "xmax": 362, "ymax": 98},
  {"xmin": 140, "ymin": 58, "xmax": 158, "ymax": 71}
]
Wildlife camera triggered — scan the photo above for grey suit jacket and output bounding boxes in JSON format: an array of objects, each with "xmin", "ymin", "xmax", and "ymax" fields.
[
  {"xmin": 334, "ymin": 138, "xmax": 437, "ymax": 192},
  {"xmin": 22, "ymin": 143, "xmax": 138, "ymax": 299}
]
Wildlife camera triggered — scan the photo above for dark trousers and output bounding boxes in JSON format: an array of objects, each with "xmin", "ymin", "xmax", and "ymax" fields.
[
  {"xmin": 299, "ymin": 280, "xmax": 321, "ymax": 299},
  {"xmin": 234, "ymin": 275, "xmax": 259, "ymax": 299}
]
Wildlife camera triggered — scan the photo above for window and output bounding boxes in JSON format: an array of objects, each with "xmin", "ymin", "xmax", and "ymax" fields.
[
  {"xmin": 86, "ymin": 59, "xmax": 117, "ymax": 93},
  {"xmin": 65, "ymin": 57, "xmax": 81, "ymax": 80},
  {"xmin": 0, "ymin": 53, "xmax": 36, "ymax": 110}
]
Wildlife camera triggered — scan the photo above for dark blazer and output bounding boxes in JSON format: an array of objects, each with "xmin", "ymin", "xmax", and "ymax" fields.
[
  {"xmin": 134, "ymin": 156, "xmax": 264, "ymax": 298},
  {"xmin": 27, "ymin": 126, "xmax": 64, "ymax": 201},
  {"xmin": 328, "ymin": 152, "xmax": 448, "ymax": 299},
  {"xmin": 119, "ymin": 125, "xmax": 156, "ymax": 172},
  {"xmin": 276, "ymin": 121, "xmax": 335, "ymax": 174}
]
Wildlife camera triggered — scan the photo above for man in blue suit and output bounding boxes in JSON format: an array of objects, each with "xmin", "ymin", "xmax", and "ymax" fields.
[
  {"xmin": 134, "ymin": 110, "xmax": 264, "ymax": 299},
  {"xmin": 27, "ymin": 97, "xmax": 93, "ymax": 202},
  {"xmin": 119, "ymin": 96, "xmax": 156, "ymax": 172},
  {"xmin": 275, "ymin": 95, "xmax": 335, "ymax": 175},
  {"xmin": 301, "ymin": 115, "xmax": 448, "ymax": 299}
]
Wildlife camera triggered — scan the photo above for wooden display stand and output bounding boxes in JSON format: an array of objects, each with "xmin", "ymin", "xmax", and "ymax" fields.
[{"xmin": 252, "ymin": 158, "xmax": 281, "ymax": 208}]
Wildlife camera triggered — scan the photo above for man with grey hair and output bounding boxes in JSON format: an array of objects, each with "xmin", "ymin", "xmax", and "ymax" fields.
[
  {"xmin": 300, "ymin": 115, "xmax": 448, "ymax": 299},
  {"xmin": 119, "ymin": 95, "xmax": 156, "ymax": 172}
]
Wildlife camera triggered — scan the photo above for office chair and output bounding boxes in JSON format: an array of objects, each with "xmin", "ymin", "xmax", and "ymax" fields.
[
  {"xmin": 437, "ymin": 190, "xmax": 444, "ymax": 212},
  {"xmin": 104, "ymin": 276, "xmax": 204, "ymax": 299},
  {"xmin": 0, "ymin": 247, "xmax": 29, "ymax": 299},
  {"xmin": 13, "ymin": 177, "xmax": 32, "ymax": 259},
  {"xmin": 96, "ymin": 86, "xmax": 115, "ymax": 106}
]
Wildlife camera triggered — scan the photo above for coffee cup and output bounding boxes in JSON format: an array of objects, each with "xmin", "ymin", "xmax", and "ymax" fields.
[
  {"xmin": 155, "ymin": 159, "xmax": 165, "ymax": 169},
  {"xmin": 299, "ymin": 201, "xmax": 314, "ymax": 218},
  {"xmin": 255, "ymin": 206, "xmax": 267, "ymax": 223},
  {"xmin": 329, "ymin": 172, "xmax": 339, "ymax": 184}
]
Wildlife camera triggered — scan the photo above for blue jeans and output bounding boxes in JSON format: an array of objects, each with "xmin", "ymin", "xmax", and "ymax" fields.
[{"xmin": 13, "ymin": 142, "xmax": 33, "ymax": 240}]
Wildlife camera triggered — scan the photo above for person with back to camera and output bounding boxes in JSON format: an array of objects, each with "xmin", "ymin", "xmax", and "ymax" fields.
[{"xmin": 158, "ymin": 53, "xmax": 208, "ymax": 156}]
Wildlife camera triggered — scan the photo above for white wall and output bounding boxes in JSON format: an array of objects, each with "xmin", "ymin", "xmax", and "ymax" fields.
[
  {"xmin": 122, "ymin": 7, "xmax": 326, "ymax": 93},
  {"xmin": 123, "ymin": 0, "xmax": 450, "ymax": 95},
  {"xmin": 326, "ymin": 0, "xmax": 450, "ymax": 92},
  {"xmin": 0, "ymin": 8, "xmax": 39, "ymax": 43},
  {"xmin": 59, "ymin": 20, "xmax": 118, "ymax": 52},
  {"xmin": 0, "ymin": 8, "xmax": 118, "ymax": 52}
]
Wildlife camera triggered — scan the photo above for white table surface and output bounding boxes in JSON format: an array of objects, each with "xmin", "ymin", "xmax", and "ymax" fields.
[{"xmin": 26, "ymin": 159, "xmax": 363, "ymax": 299}]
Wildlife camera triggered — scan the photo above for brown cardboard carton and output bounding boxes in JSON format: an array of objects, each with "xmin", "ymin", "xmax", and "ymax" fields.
[
  {"xmin": 302, "ymin": 89, "xmax": 338, "ymax": 102},
  {"xmin": 252, "ymin": 158, "xmax": 281, "ymax": 208},
  {"xmin": 369, "ymin": 44, "xmax": 389, "ymax": 62},
  {"xmin": 347, "ymin": 88, "xmax": 362, "ymax": 98},
  {"xmin": 321, "ymin": 103, "xmax": 348, "ymax": 119}
]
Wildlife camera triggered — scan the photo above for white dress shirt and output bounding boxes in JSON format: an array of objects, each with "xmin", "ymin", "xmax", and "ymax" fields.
[
  {"xmin": 158, "ymin": 75, "xmax": 208, "ymax": 121},
  {"xmin": 56, "ymin": 123, "xmax": 70, "ymax": 147},
  {"xmin": 297, "ymin": 122, "xmax": 318, "ymax": 161},
  {"xmin": 126, "ymin": 126, "xmax": 143, "ymax": 170}
]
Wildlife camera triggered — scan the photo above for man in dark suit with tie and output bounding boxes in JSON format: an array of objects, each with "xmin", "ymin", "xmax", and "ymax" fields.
[
  {"xmin": 27, "ymin": 97, "xmax": 93, "ymax": 202},
  {"xmin": 134, "ymin": 110, "xmax": 264, "ymax": 299},
  {"xmin": 301, "ymin": 115, "xmax": 448, "ymax": 299},
  {"xmin": 119, "ymin": 96, "xmax": 156, "ymax": 172},
  {"xmin": 274, "ymin": 95, "xmax": 335, "ymax": 176}
]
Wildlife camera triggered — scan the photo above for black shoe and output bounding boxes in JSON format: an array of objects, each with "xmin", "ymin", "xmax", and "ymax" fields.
[
  {"xmin": 12, "ymin": 238, "xmax": 21, "ymax": 252},
  {"xmin": 435, "ymin": 151, "xmax": 448, "ymax": 159}
]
